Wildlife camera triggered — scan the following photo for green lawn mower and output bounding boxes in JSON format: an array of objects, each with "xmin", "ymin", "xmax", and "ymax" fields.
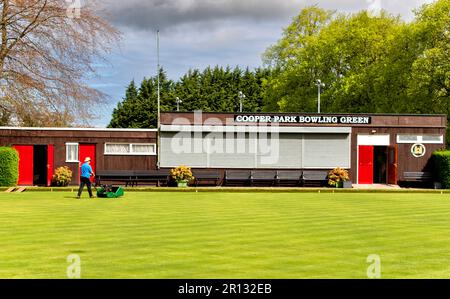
[{"xmin": 96, "ymin": 184, "xmax": 124, "ymax": 199}]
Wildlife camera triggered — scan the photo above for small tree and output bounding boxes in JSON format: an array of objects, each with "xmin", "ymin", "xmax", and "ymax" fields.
[
  {"xmin": 52, "ymin": 166, "xmax": 73, "ymax": 187},
  {"xmin": 0, "ymin": 147, "xmax": 19, "ymax": 186},
  {"xmin": 433, "ymin": 151, "xmax": 450, "ymax": 189}
]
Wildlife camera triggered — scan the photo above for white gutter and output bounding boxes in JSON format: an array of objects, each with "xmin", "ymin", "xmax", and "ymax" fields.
[
  {"xmin": 0, "ymin": 127, "xmax": 158, "ymax": 132},
  {"xmin": 160, "ymin": 125, "xmax": 352, "ymax": 134}
]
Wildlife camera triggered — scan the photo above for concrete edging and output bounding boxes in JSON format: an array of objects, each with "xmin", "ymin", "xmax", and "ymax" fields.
[{"xmin": 3, "ymin": 187, "xmax": 449, "ymax": 194}]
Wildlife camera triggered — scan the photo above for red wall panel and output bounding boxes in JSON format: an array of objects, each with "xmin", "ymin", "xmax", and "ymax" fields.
[
  {"xmin": 387, "ymin": 146, "xmax": 398, "ymax": 185},
  {"xmin": 13, "ymin": 145, "xmax": 34, "ymax": 186},
  {"xmin": 358, "ymin": 145, "xmax": 374, "ymax": 184},
  {"xmin": 47, "ymin": 144, "xmax": 54, "ymax": 187},
  {"xmin": 79, "ymin": 144, "xmax": 96, "ymax": 182}
]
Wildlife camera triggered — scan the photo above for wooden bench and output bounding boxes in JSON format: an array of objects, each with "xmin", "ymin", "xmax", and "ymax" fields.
[
  {"xmin": 193, "ymin": 170, "xmax": 221, "ymax": 187},
  {"xmin": 96, "ymin": 170, "xmax": 170, "ymax": 187},
  {"xmin": 95, "ymin": 170, "xmax": 135, "ymax": 187},
  {"xmin": 403, "ymin": 172, "xmax": 434, "ymax": 182},
  {"xmin": 402, "ymin": 172, "xmax": 436, "ymax": 188},
  {"xmin": 224, "ymin": 170, "xmax": 252, "ymax": 186},
  {"xmin": 302, "ymin": 170, "xmax": 329, "ymax": 187},
  {"xmin": 251, "ymin": 170, "xmax": 277, "ymax": 186},
  {"xmin": 276, "ymin": 171, "xmax": 303, "ymax": 186},
  {"xmin": 132, "ymin": 170, "xmax": 171, "ymax": 187}
]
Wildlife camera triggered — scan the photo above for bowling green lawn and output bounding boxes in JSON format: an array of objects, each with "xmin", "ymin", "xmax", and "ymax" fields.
[{"xmin": 1, "ymin": 191, "xmax": 450, "ymax": 278}]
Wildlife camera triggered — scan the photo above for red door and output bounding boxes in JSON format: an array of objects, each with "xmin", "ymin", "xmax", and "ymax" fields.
[
  {"xmin": 387, "ymin": 145, "xmax": 398, "ymax": 185},
  {"xmin": 358, "ymin": 145, "xmax": 374, "ymax": 184},
  {"xmin": 47, "ymin": 145, "xmax": 54, "ymax": 187},
  {"xmin": 13, "ymin": 145, "xmax": 34, "ymax": 186},
  {"xmin": 79, "ymin": 144, "xmax": 96, "ymax": 182}
]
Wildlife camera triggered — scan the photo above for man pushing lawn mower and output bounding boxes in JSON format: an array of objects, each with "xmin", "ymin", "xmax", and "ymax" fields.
[{"xmin": 77, "ymin": 157, "xmax": 95, "ymax": 199}]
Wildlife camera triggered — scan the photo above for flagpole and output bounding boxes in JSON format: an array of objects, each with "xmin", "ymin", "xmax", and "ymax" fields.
[{"xmin": 156, "ymin": 30, "xmax": 161, "ymax": 169}]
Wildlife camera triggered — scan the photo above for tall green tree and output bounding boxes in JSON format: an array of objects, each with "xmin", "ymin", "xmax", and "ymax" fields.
[
  {"xmin": 407, "ymin": 0, "xmax": 450, "ymax": 115},
  {"xmin": 173, "ymin": 66, "xmax": 266, "ymax": 113},
  {"xmin": 263, "ymin": 5, "xmax": 334, "ymax": 68},
  {"xmin": 263, "ymin": 7, "xmax": 403, "ymax": 113},
  {"xmin": 108, "ymin": 80, "xmax": 139, "ymax": 128},
  {"xmin": 108, "ymin": 66, "xmax": 271, "ymax": 128},
  {"xmin": 108, "ymin": 69, "xmax": 174, "ymax": 128},
  {"xmin": 263, "ymin": 0, "xmax": 449, "ymax": 146}
]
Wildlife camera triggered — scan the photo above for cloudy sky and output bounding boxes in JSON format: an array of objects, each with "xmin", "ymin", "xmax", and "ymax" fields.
[{"xmin": 90, "ymin": 0, "xmax": 434, "ymax": 126}]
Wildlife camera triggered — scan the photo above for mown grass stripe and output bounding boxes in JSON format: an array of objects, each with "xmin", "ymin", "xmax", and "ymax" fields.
[{"xmin": 0, "ymin": 192, "xmax": 450, "ymax": 278}]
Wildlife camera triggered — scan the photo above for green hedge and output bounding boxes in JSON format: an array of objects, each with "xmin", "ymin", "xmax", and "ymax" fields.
[
  {"xmin": 433, "ymin": 151, "xmax": 450, "ymax": 189},
  {"xmin": 0, "ymin": 147, "xmax": 19, "ymax": 187}
]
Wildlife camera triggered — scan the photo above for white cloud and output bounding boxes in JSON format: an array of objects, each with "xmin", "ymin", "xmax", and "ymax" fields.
[
  {"xmin": 104, "ymin": 0, "xmax": 304, "ymax": 31},
  {"xmin": 300, "ymin": 0, "xmax": 435, "ymax": 20}
]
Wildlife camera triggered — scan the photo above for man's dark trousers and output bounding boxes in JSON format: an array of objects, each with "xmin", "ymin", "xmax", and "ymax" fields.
[{"xmin": 78, "ymin": 177, "xmax": 93, "ymax": 197}]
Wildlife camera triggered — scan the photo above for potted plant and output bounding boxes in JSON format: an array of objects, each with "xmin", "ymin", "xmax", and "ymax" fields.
[
  {"xmin": 328, "ymin": 167, "xmax": 349, "ymax": 188},
  {"xmin": 52, "ymin": 166, "xmax": 73, "ymax": 187},
  {"xmin": 170, "ymin": 165, "xmax": 194, "ymax": 188}
]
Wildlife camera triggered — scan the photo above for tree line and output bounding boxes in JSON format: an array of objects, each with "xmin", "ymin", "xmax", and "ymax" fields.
[
  {"xmin": 108, "ymin": 67, "xmax": 271, "ymax": 128},
  {"xmin": 262, "ymin": 1, "xmax": 449, "ymax": 118},
  {"xmin": 110, "ymin": 0, "xmax": 449, "ymax": 147},
  {"xmin": 0, "ymin": 0, "xmax": 447, "ymax": 135}
]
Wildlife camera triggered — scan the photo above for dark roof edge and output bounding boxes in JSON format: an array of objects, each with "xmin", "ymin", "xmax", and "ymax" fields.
[{"xmin": 161, "ymin": 111, "xmax": 448, "ymax": 117}]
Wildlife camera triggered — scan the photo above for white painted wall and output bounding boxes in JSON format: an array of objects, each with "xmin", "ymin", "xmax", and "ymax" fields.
[{"xmin": 357, "ymin": 135, "xmax": 390, "ymax": 146}]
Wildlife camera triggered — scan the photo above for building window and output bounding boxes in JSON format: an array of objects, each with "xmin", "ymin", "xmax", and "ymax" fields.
[
  {"xmin": 397, "ymin": 135, "xmax": 443, "ymax": 144},
  {"xmin": 131, "ymin": 144, "xmax": 156, "ymax": 155},
  {"xmin": 105, "ymin": 143, "xmax": 130, "ymax": 154},
  {"xmin": 66, "ymin": 143, "xmax": 79, "ymax": 162},
  {"xmin": 422, "ymin": 135, "xmax": 443, "ymax": 143},
  {"xmin": 104, "ymin": 143, "xmax": 156, "ymax": 155},
  {"xmin": 397, "ymin": 135, "xmax": 419, "ymax": 143}
]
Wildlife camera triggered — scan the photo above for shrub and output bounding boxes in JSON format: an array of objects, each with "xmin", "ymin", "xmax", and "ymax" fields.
[
  {"xmin": 328, "ymin": 167, "xmax": 350, "ymax": 187},
  {"xmin": 0, "ymin": 147, "xmax": 19, "ymax": 187},
  {"xmin": 433, "ymin": 151, "xmax": 450, "ymax": 189},
  {"xmin": 170, "ymin": 165, "xmax": 194, "ymax": 183},
  {"xmin": 52, "ymin": 166, "xmax": 73, "ymax": 187}
]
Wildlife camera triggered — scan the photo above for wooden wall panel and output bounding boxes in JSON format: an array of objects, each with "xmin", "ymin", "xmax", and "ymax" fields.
[
  {"xmin": 351, "ymin": 127, "xmax": 446, "ymax": 183},
  {"xmin": 0, "ymin": 130, "xmax": 158, "ymax": 185},
  {"xmin": 0, "ymin": 113, "xmax": 447, "ymax": 186},
  {"xmin": 397, "ymin": 143, "xmax": 443, "ymax": 180},
  {"xmin": 102, "ymin": 156, "xmax": 157, "ymax": 171},
  {"xmin": 161, "ymin": 112, "xmax": 447, "ymax": 129}
]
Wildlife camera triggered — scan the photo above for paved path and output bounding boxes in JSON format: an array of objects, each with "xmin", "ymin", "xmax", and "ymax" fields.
[{"xmin": 352, "ymin": 184, "xmax": 402, "ymax": 189}]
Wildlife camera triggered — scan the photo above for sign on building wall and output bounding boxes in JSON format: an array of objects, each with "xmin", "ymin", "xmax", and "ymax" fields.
[
  {"xmin": 234, "ymin": 115, "xmax": 372, "ymax": 125},
  {"xmin": 411, "ymin": 144, "xmax": 426, "ymax": 158}
]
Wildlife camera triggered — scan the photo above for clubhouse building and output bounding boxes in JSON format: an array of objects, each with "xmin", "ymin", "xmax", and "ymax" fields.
[{"xmin": 0, "ymin": 112, "xmax": 446, "ymax": 187}]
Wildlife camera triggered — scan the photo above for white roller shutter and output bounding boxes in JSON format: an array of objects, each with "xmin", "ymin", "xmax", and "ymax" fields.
[
  {"xmin": 302, "ymin": 134, "xmax": 350, "ymax": 168},
  {"xmin": 160, "ymin": 132, "xmax": 206, "ymax": 168}
]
